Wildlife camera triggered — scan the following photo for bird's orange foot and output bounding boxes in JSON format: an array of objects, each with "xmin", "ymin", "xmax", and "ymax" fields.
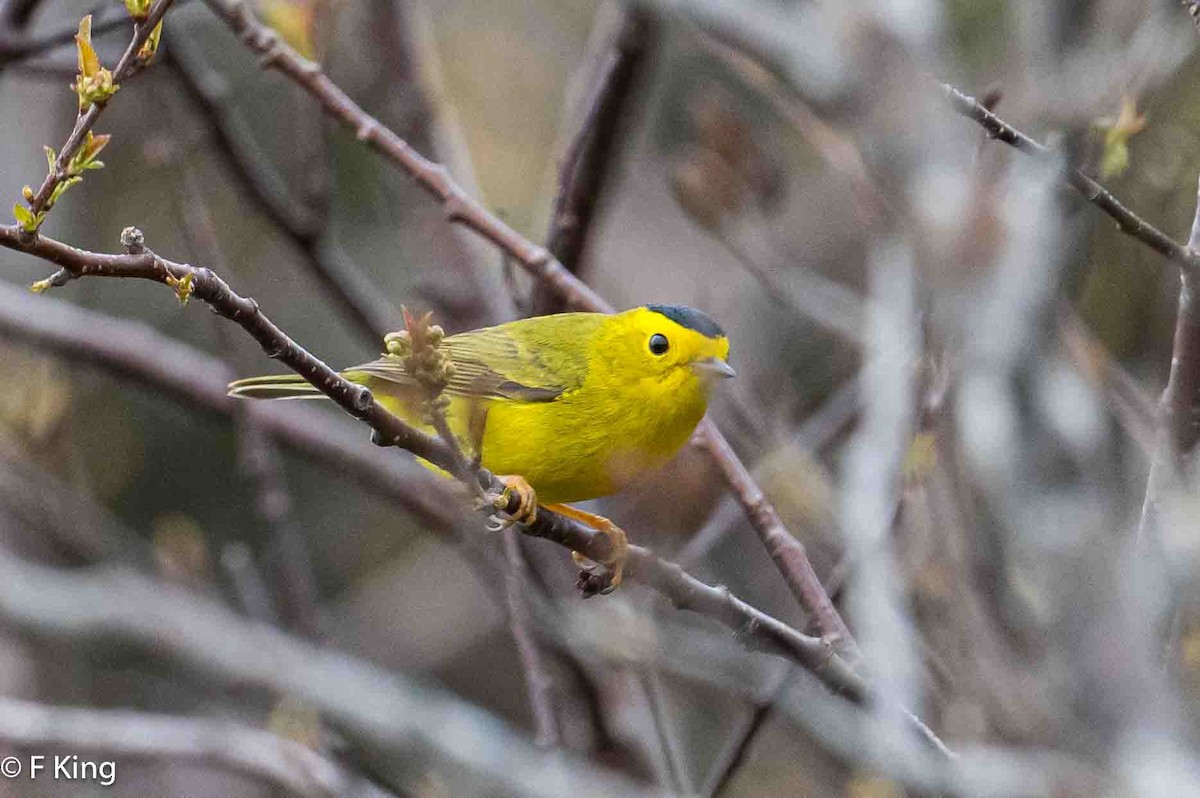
[
  {"xmin": 484, "ymin": 475, "xmax": 538, "ymax": 531},
  {"xmin": 547, "ymin": 504, "xmax": 629, "ymax": 596}
]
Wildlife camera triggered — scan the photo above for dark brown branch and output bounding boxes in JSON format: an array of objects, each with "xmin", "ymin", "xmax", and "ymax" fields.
[
  {"xmin": 0, "ymin": 4, "xmax": 131, "ymax": 67},
  {"xmin": 0, "ymin": 0, "xmax": 40, "ymax": 28},
  {"xmin": 694, "ymin": 427, "xmax": 858, "ymax": 663},
  {"xmin": 941, "ymin": 83, "xmax": 1200, "ymax": 278},
  {"xmin": 0, "ymin": 696, "xmax": 396, "ymax": 798},
  {"xmin": 199, "ymin": 0, "xmax": 856, "ymax": 679},
  {"xmin": 200, "ymin": 0, "xmax": 610, "ymax": 312},
  {"xmin": 699, "ymin": 668, "xmax": 791, "ymax": 798},
  {"xmin": 0, "ymin": 225, "xmax": 874, "ymax": 712},
  {"xmin": 532, "ymin": 7, "xmax": 651, "ymax": 314}
]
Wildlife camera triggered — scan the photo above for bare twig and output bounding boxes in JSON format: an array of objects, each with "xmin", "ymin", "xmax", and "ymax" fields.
[
  {"xmin": 201, "ymin": 0, "xmax": 607, "ymax": 312},
  {"xmin": 167, "ymin": 26, "xmax": 407, "ymax": 343},
  {"xmin": 532, "ymin": 5, "xmax": 651, "ymax": 314},
  {"xmin": 0, "ymin": 696, "xmax": 395, "ymax": 798},
  {"xmin": 1138, "ymin": 174, "xmax": 1200, "ymax": 539},
  {"xmin": 699, "ymin": 666, "xmax": 791, "ymax": 798},
  {"xmin": 658, "ymin": 2, "xmax": 1198, "ymax": 279},
  {"xmin": 504, "ymin": 529, "xmax": 561, "ymax": 748},
  {"xmin": 0, "ymin": 4, "xmax": 131, "ymax": 67},
  {"xmin": 942, "ymin": 82, "xmax": 1200, "ymax": 277},
  {"xmin": 693, "ymin": 426, "xmax": 858, "ymax": 663},
  {"xmin": 377, "ymin": 0, "xmax": 516, "ymax": 325}
]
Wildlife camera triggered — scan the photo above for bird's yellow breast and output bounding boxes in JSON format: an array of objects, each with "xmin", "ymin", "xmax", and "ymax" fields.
[{"xmin": 475, "ymin": 367, "xmax": 709, "ymax": 504}]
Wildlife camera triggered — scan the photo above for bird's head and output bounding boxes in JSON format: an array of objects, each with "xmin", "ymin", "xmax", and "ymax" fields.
[{"xmin": 617, "ymin": 304, "xmax": 734, "ymax": 385}]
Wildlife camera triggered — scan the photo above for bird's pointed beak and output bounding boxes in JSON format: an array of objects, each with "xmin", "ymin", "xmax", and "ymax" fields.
[{"xmin": 691, "ymin": 357, "xmax": 736, "ymax": 379}]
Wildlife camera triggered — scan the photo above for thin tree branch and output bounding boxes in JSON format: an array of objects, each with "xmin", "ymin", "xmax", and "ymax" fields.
[
  {"xmin": 0, "ymin": 696, "xmax": 395, "ymax": 798},
  {"xmin": 942, "ymin": 82, "xmax": 1200, "ymax": 277},
  {"xmin": 1138, "ymin": 174, "xmax": 1200, "ymax": 539},
  {"xmin": 21, "ymin": 0, "xmax": 176, "ymax": 224},
  {"xmin": 0, "ymin": 4, "xmax": 132, "ymax": 67},
  {"xmin": 166, "ymin": 28, "xmax": 402, "ymax": 344},
  {"xmin": 663, "ymin": 6, "xmax": 1197, "ymax": 279},
  {"xmin": 377, "ymin": 0, "xmax": 515, "ymax": 325},
  {"xmin": 693, "ymin": 426, "xmax": 858, "ymax": 663},
  {"xmin": 504, "ymin": 528, "xmax": 560, "ymax": 749},
  {"xmin": 699, "ymin": 666, "xmax": 791, "ymax": 798},
  {"xmin": 0, "ymin": 0, "xmax": 40, "ymax": 29},
  {"xmin": 532, "ymin": 6, "xmax": 651, "ymax": 314},
  {"xmin": 0, "ymin": 225, "xmax": 876, "ymax": 713},
  {"xmin": 200, "ymin": 0, "xmax": 606, "ymax": 311},
  {"xmin": 198, "ymin": 0, "xmax": 857, "ymax": 679}
]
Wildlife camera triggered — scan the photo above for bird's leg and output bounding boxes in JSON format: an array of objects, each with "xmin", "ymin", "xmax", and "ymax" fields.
[
  {"xmin": 545, "ymin": 503, "xmax": 629, "ymax": 595},
  {"xmin": 483, "ymin": 474, "xmax": 538, "ymax": 531}
]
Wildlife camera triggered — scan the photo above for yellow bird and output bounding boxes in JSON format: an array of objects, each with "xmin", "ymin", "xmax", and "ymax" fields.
[{"xmin": 228, "ymin": 305, "xmax": 735, "ymax": 589}]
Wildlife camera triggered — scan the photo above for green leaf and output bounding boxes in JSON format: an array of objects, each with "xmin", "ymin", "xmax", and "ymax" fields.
[
  {"xmin": 44, "ymin": 146, "xmax": 56, "ymax": 173},
  {"xmin": 12, "ymin": 202, "xmax": 33, "ymax": 228},
  {"xmin": 47, "ymin": 175, "xmax": 82, "ymax": 207}
]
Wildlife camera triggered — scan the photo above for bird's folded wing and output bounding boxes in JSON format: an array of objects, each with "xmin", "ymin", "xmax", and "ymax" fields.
[{"xmin": 348, "ymin": 325, "xmax": 586, "ymax": 403}]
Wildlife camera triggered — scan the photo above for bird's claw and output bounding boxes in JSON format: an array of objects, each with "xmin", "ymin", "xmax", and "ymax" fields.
[
  {"xmin": 570, "ymin": 519, "xmax": 628, "ymax": 597},
  {"xmin": 482, "ymin": 475, "xmax": 538, "ymax": 531}
]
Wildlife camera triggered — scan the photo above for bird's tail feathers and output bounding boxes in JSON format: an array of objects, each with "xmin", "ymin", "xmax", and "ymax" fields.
[{"xmin": 227, "ymin": 374, "xmax": 326, "ymax": 400}]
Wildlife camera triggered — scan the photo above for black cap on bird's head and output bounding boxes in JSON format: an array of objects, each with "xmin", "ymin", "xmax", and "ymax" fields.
[
  {"xmin": 643, "ymin": 304, "xmax": 726, "ymax": 340},
  {"xmin": 636, "ymin": 304, "xmax": 734, "ymax": 379}
]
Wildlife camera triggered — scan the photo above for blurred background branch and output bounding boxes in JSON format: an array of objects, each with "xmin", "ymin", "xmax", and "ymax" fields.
[{"xmin": 0, "ymin": 695, "xmax": 397, "ymax": 798}]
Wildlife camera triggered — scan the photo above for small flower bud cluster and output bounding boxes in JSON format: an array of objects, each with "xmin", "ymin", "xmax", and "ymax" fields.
[{"xmin": 387, "ymin": 309, "xmax": 457, "ymax": 423}]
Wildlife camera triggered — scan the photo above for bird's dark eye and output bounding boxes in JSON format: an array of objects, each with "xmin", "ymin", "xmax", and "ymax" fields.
[{"xmin": 648, "ymin": 333, "xmax": 670, "ymax": 355}]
